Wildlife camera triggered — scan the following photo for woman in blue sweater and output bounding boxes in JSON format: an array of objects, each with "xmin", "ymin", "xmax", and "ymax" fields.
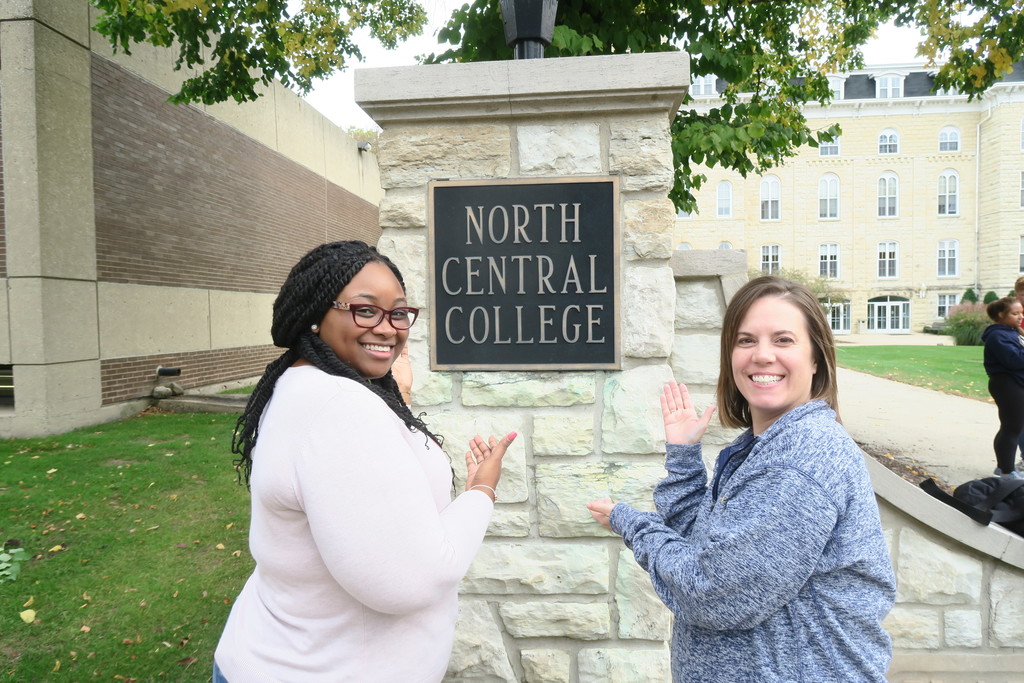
[
  {"xmin": 981, "ymin": 296, "xmax": 1024, "ymax": 479},
  {"xmin": 588, "ymin": 276, "xmax": 895, "ymax": 682}
]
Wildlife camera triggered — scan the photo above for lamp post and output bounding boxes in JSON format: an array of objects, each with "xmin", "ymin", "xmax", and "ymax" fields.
[{"xmin": 499, "ymin": 0, "xmax": 558, "ymax": 60}]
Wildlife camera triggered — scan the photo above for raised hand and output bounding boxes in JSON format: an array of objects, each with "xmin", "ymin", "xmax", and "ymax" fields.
[
  {"xmin": 465, "ymin": 432, "xmax": 517, "ymax": 501},
  {"xmin": 586, "ymin": 498, "xmax": 616, "ymax": 530},
  {"xmin": 660, "ymin": 380, "xmax": 716, "ymax": 445}
]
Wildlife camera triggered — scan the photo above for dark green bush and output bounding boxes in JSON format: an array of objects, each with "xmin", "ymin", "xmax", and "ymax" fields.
[
  {"xmin": 945, "ymin": 302, "xmax": 988, "ymax": 346},
  {"xmin": 961, "ymin": 288, "xmax": 979, "ymax": 303},
  {"xmin": 983, "ymin": 290, "xmax": 1000, "ymax": 304}
]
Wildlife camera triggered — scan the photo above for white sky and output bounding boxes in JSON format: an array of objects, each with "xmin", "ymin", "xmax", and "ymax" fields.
[{"xmin": 301, "ymin": 5, "xmax": 925, "ymax": 132}]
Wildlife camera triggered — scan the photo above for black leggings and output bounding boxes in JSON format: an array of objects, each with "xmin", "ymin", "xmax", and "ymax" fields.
[{"xmin": 989, "ymin": 373, "xmax": 1024, "ymax": 473}]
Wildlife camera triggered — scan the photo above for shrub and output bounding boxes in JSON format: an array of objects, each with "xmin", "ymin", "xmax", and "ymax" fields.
[
  {"xmin": 961, "ymin": 288, "xmax": 979, "ymax": 303},
  {"xmin": 945, "ymin": 302, "xmax": 989, "ymax": 346},
  {"xmin": 983, "ymin": 290, "xmax": 1000, "ymax": 304}
]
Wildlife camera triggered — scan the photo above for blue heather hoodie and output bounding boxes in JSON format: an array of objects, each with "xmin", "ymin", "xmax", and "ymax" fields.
[
  {"xmin": 610, "ymin": 401, "xmax": 895, "ymax": 682},
  {"xmin": 981, "ymin": 323, "xmax": 1024, "ymax": 387}
]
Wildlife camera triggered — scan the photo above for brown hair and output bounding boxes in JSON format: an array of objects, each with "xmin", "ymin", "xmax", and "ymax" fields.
[
  {"xmin": 987, "ymin": 296, "xmax": 1021, "ymax": 323},
  {"xmin": 1014, "ymin": 275, "xmax": 1024, "ymax": 296},
  {"xmin": 716, "ymin": 276, "xmax": 839, "ymax": 429}
]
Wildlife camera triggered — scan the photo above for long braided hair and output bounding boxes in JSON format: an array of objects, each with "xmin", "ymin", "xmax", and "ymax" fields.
[{"xmin": 231, "ymin": 241, "xmax": 440, "ymax": 485}]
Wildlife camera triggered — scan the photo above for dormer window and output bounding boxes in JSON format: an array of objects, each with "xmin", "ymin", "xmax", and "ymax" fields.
[
  {"xmin": 876, "ymin": 74, "xmax": 904, "ymax": 98},
  {"xmin": 827, "ymin": 76, "xmax": 845, "ymax": 100},
  {"xmin": 691, "ymin": 74, "xmax": 717, "ymax": 97}
]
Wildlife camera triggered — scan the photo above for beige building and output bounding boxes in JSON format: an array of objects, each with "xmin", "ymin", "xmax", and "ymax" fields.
[{"xmin": 679, "ymin": 63, "xmax": 1024, "ymax": 334}]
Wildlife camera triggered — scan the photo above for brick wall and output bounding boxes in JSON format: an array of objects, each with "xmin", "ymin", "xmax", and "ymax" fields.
[
  {"xmin": 100, "ymin": 345, "xmax": 282, "ymax": 405},
  {"xmin": 91, "ymin": 55, "xmax": 380, "ymax": 295}
]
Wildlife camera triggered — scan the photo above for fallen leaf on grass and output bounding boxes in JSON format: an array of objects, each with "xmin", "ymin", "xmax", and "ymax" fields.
[
  {"xmin": 215, "ymin": 544, "xmax": 225, "ymax": 550},
  {"xmin": 49, "ymin": 544, "xmax": 66, "ymax": 553},
  {"xmin": 19, "ymin": 609, "xmax": 36, "ymax": 623},
  {"xmin": 80, "ymin": 625, "xmax": 91, "ymax": 632},
  {"xmin": 76, "ymin": 513, "xmax": 86, "ymax": 520},
  {"xmin": 178, "ymin": 657, "xmax": 198, "ymax": 666},
  {"xmin": 23, "ymin": 596, "xmax": 34, "ymax": 607},
  {"xmin": 47, "ymin": 469, "xmax": 57, "ymax": 474},
  {"xmin": 52, "ymin": 659, "xmax": 60, "ymax": 672}
]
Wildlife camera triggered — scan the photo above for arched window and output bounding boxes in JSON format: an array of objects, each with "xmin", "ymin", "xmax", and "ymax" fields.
[
  {"xmin": 760, "ymin": 244, "xmax": 781, "ymax": 274},
  {"xmin": 867, "ymin": 296, "xmax": 911, "ymax": 331},
  {"xmin": 691, "ymin": 74, "xmax": 717, "ymax": 97},
  {"xmin": 716, "ymin": 180, "xmax": 733, "ymax": 218},
  {"xmin": 760, "ymin": 175, "xmax": 780, "ymax": 220},
  {"xmin": 938, "ymin": 126, "xmax": 960, "ymax": 152},
  {"xmin": 878, "ymin": 172, "xmax": 898, "ymax": 217},
  {"xmin": 818, "ymin": 174, "xmax": 839, "ymax": 219},
  {"xmin": 718, "ymin": 242, "xmax": 733, "ymax": 250},
  {"xmin": 937, "ymin": 239, "xmax": 959, "ymax": 276},
  {"xmin": 877, "ymin": 241, "xmax": 899, "ymax": 278},
  {"xmin": 938, "ymin": 170, "xmax": 959, "ymax": 216},
  {"xmin": 878, "ymin": 129, "xmax": 899, "ymax": 154},
  {"xmin": 677, "ymin": 242, "xmax": 692, "ymax": 250},
  {"xmin": 819, "ymin": 243, "xmax": 840, "ymax": 279},
  {"xmin": 876, "ymin": 75, "xmax": 903, "ymax": 98}
]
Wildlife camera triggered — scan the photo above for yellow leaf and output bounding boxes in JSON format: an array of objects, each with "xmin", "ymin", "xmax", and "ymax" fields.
[
  {"xmin": 80, "ymin": 625, "xmax": 91, "ymax": 632},
  {"xmin": 76, "ymin": 513, "xmax": 86, "ymax": 520},
  {"xmin": 47, "ymin": 468, "xmax": 57, "ymax": 474},
  {"xmin": 48, "ymin": 545, "xmax": 64, "ymax": 553},
  {"xmin": 22, "ymin": 596, "xmax": 34, "ymax": 607},
  {"xmin": 52, "ymin": 659, "xmax": 60, "ymax": 672},
  {"xmin": 20, "ymin": 609, "xmax": 36, "ymax": 623},
  {"xmin": 215, "ymin": 543, "xmax": 225, "ymax": 550}
]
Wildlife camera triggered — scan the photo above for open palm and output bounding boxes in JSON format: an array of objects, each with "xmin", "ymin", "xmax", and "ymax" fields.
[{"xmin": 661, "ymin": 381, "xmax": 716, "ymax": 445}]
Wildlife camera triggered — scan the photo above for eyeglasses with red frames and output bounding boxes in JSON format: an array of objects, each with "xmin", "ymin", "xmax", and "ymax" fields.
[{"xmin": 331, "ymin": 301, "xmax": 420, "ymax": 330}]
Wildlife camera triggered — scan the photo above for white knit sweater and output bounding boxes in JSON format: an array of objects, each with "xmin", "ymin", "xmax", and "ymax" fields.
[{"xmin": 215, "ymin": 366, "xmax": 492, "ymax": 681}]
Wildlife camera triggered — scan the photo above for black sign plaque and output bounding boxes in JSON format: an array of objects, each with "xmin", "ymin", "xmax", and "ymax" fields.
[{"xmin": 429, "ymin": 177, "xmax": 619, "ymax": 370}]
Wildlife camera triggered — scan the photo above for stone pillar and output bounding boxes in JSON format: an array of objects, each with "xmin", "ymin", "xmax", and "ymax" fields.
[
  {"xmin": 0, "ymin": 1, "xmax": 105, "ymax": 436},
  {"xmin": 356, "ymin": 52, "xmax": 693, "ymax": 682}
]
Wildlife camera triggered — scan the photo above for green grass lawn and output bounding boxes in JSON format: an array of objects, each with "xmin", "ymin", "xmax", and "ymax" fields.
[
  {"xmin": 835, "ymin": 344, "xmax": 989, "ymax": 400},
  {"xmin": 0, "ymin": 411, "xmax": 253, "ymax": 681}
]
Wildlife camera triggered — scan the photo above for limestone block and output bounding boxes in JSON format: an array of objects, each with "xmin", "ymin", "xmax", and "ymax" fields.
[
  {"xmin": 518, "ymin": 123, "xmax": 602, "ymax": 175},
  {"xmin": 462, "ymin": 543, "xmax": 609, "ymax": 594},
  {"xmin": 616, "ymin": 552, "xmax": 672, "ymax": 640},
  {"xmin": 671, "ymin": 332, "xmax": 721, "ymax": 386},
  {"xmin": 623, "ymin": 199, "xmax": 677, "ymax": 261},
  {"xmin": 675, "ymin": 279, "xmax": 724, "ymax": 330},
  {"xmin": 883, "ymin": 606, "xmax": 941, "ymax": 649},
  {"xmin": 991, "ymin": 566, "xmax": 1024, "ymax": 647},
  {"xmin": 446, "ymin": 600, "xmax": 517, "ymax": 682},
  {"xmin": 376, "ymin": 231, "xmax": 428, "ymax": 310},
  {"xmin": 462, "ymin": 372, "xmax": 596, "ymax": 407},
  {"xmin": 498, "ymin": 602, "xmax": 610, "ymax": 639},
  {"xmin": 944, "ymin": 609, "xmax": 982, "ymax": 648},
  {"xmin": 378, "ymin": 189, "xmax": 425, "ymax": 230},
  {"xmin": 609, "ymin": 117, "xmax": 674, "ymax": 192},
  {"xmin": 429, "ymin": 412, "xmax": 529, "ymax": 503},
  {"xmin": 407, "ymin": 339, "xmax": 453, "ymax": 406},
  {"xmin": 487, "ymin": 506, "xmax": 531, "ymax": 537},
  {"xmin": 601, "ymin": 364, "xmax": 674, "ymax": 454},
  {"xmin": 535, "ymin": 461, "xmax": 664, "ymax": 537},
  {"xmin": 378, "ymin": 124, "xmax": 511, "ymax": 189},
  {"xmin": 896, "ymin": 528, "xmax": 982, "ymax": 605},
  {"xmin": 521, "ymin": 649, "xmax": 571, "ymax": 683},
  {"xmin": 533, "ymin": 413, "xmax": 594, "ymax": 456},
  {"xmin": 622, "ymin": 267, "xmax": 675, "ymax": 359},
  {"xmin": 577, "ymin": 647, "xmax": 672, "ymax": 683}
]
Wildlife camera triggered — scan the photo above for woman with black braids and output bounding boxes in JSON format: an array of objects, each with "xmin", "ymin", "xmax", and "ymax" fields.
[{"xmin": 213, "ymin": 241, "xmax": 515, "ymax": 682}]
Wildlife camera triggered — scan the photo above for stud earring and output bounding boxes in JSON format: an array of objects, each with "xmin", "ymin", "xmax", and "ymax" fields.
[{"xmin": 311, "ymin": 324, "xmax": 319, "ymax": 333}]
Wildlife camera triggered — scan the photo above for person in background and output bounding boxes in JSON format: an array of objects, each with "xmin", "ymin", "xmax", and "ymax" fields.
[
  {"xmin": 587, "ymin": 276, "xmax": 895, "ymax": 682},
  {"xmin": 982, "ymin": 296, "xmax": 1024, "ymax": 480},
  {"xmin": 1013, "ymin": 276, "xmax": 1024, "ymax": 470},
  {"xmin": 214, "ymin": 241, "xmax": 515, "ymax": 682}
]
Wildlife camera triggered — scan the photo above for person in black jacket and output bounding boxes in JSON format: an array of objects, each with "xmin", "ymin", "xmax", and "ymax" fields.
[{"xmin": 981, "ymin": 296, "xmax": 1024, "ymax": 479}]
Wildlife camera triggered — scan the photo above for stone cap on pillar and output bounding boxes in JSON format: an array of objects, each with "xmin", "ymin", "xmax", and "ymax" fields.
[{"xmin": 354, "ymin": 52, "xmax": 689, "ymax": 126}]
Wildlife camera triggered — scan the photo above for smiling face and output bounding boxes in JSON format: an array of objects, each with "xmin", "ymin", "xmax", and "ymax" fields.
[
  {"xmin": 999, "ymin": 300, "xmax": 1024, "ymax": 328},
  {"xmin": 731, "ymin": 296, "xmax": 818, "ymax": 434},
  {"xmin": 316, "ymin": 261, "xmax": 409, "ymax": 380}
]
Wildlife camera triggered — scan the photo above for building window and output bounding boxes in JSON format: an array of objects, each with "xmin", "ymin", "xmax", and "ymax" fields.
[
  {"xmin": 819, "ymin": 243, "xmax": 840, "ymax": 279},
  {"xmin": 939, "ymin": 127, "xmax": 960, "ymax": 152},
  {"xmin": 938, "ymin": 170, "xmax": 959, "ymax": 216},
  {"xmin": 761, "ymin": 244, "xmax": 781, "ymax": 274},
  {"xmin": 760, "ymin": 175, "xmax": 781, "ymax": 220},
  {"xmin": 937, "ymin": 294, "xmax": 959, "ymax": 318},
  {"xmin": 878, "ymin": 173, "xmax": 898, "ymax": 217},
  {"xmin": 818, "ymin": 174, "xmax": 839, "ymax": 219},
  {"xmin": 1020, "ymin": 236, "xmax": 1024, "ymax": 273},
  {"xmin": 819, "ymin": 136, "xmax": 840, "ymax": 157},
  {"xmin": 676, "ymin": 207, "xmax": 690, "ymax": 219},
  {"xmin": 867, "ymin": 296, "xmax": 911, "ymax": 331},
  {"xmin": 677, "ymin": 242, "xmax": 692, "ymax": 250},
  {"xmin": 1021, "ymin": 118, "xmax": 1024, "ymax": 151},
  {"xmin": 878, "ymin": 241, "xmax": 899, "ymax": 278},
  {"xmin": 878, "ymin": 129, "xmax": 899, "ymax": 154},
  {"xmin": 937, "ymin": 239, "xmax": 959, "ymax": 276},
  {"xmin": 827, "ymin": 76, "xmax": 845, "ymax": 100},
  {"xmin": 877, "ymin": 75, "xmax": 903, "ymax": 98},
  {"xmin": 716, "ymin": 180, "xmax": 733, "ymax": 218},
  {"xmin": 718, "ymin": 242, "xmax": 733, "ymax": 250},
  {"xmin": 0, "ymin": 365, "xmax": 11, "ymax": 409},
  {"xmin": 1020, "ymin": 171, "xmax": 1024, "ymax": 209},
  {"xmin": 822, "ymin": 298, "xmax": 851, "ymax": 334},
  {"xmin": 691, "ymin": 74, "xmax": 717, "ymax": 97}
]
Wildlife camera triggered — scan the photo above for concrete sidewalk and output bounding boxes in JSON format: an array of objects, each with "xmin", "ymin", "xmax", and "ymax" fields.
[{"xmin": 835, "ymin": 331, "xmax": 1000, "ymax": 486}]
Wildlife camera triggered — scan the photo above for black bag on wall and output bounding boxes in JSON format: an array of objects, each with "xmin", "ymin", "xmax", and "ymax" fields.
[{"xmin": 919, "ymin": 476, "xmax": 1024, "ymax": 537}]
